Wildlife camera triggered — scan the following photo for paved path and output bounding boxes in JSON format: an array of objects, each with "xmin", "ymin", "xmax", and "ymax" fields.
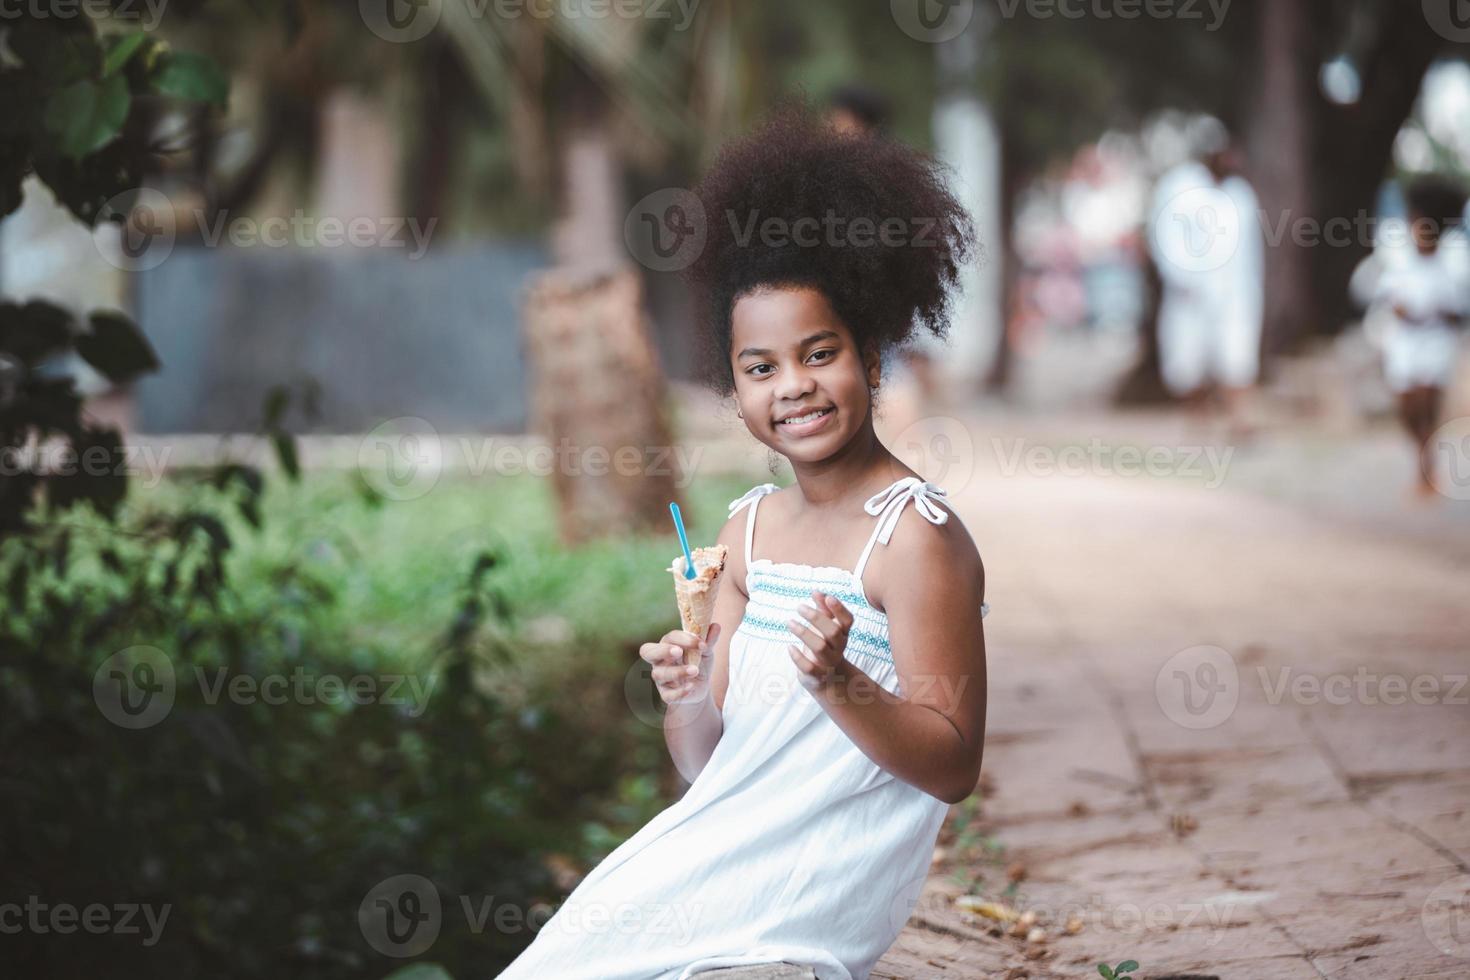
[{"xmin": 865, "ymin": 408, "xmax": 1470, "ymax": 979}]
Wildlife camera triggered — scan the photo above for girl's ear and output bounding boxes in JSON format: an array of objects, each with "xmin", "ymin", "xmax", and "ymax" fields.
[{"xmin": 863, "ymin": 348, "xmax": 882, "ymax": 389}]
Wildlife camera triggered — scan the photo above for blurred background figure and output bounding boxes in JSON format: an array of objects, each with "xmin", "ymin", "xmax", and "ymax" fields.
[
  {"xmin": 1148, "ymin": 123, "xmax": 1265, "ymax": 438},
  {"xmin": 1353, "ymin": 174, "xmax": 1470, "ymax": 498},
  {"xmin": 826, "ymin": 83, "xmax": 893, "ymax": 138}
]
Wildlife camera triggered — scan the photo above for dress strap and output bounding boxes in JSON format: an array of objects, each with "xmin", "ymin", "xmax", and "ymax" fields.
[
  {"xmin": 852, "ymin": 477, "xmax": 953, "ymax": 587},
  {"xmin": 728, "ymin": 483, "xmax": 781, "ymax": 571}
]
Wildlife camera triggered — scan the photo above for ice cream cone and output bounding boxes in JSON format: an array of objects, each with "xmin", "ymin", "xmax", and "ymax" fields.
[{"xmin": 668, "ymin": 544, "xmax": 728, "ymax": 664}]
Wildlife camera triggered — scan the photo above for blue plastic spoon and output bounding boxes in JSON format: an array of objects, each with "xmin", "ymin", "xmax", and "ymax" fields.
[{"xmin": 669, "ymin": 502, "xmax": 696, "ymax": 579}]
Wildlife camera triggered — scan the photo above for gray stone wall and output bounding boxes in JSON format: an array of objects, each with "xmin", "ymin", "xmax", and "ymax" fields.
[{"xmin": 133, "ymin": 242, "xmax": 548, "ymax": 433}]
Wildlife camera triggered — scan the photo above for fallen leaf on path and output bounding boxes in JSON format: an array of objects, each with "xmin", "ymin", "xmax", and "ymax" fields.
[{"xmin": 955, "ymin": 896, "xmax": 1019, "ymax": 921}]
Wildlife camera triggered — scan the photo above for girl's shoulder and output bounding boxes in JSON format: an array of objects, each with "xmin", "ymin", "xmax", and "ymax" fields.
[{"xmin": 863, "ymin": 487, "xmax": 984, "ymax": 613}]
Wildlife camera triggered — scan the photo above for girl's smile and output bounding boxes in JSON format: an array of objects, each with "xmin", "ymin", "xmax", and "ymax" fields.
[{"xmin": 775, "ymin": 406, "xmax": 836, "ymax": 437}]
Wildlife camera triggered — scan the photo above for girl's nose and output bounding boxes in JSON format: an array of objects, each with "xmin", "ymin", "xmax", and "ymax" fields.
[{"xmin": 774, "ymin": 367, "xmax": 817, "ymax": 401}]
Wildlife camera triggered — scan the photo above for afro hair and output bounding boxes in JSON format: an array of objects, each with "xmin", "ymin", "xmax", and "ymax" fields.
[
  {"xmin": 686, "ymin": 102, "xmax": 977, "ymax": 398},
  {"xmin": 1405, "ymin": 174, "xmax": 1468, "ymax": 236}
]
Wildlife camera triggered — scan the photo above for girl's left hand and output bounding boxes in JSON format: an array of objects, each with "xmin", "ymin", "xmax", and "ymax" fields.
[{"xmin": 787, "ymin": 591, "xmax": 853, "ymax": 691}]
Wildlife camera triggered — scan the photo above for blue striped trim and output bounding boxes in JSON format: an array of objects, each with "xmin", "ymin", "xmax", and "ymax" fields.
[{"xmin": 743, "ymin": 566, "xmax": 894, "ymax": 665}]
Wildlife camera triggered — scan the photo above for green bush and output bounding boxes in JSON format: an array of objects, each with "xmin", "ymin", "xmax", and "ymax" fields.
[{"xmin": 0, "ymin": 468, "xmax": 749, "ymax": 978}]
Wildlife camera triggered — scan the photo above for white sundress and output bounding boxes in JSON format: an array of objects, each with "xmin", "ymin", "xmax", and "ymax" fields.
[{"xmin": 496, "ymin": 476, "xmax": 990, "ymax": 980}]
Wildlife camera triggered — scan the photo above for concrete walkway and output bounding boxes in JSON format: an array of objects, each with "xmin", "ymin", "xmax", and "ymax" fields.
[{"xmin": 867, "ymin": 409, "xmax": 1470, "ymax": 979}]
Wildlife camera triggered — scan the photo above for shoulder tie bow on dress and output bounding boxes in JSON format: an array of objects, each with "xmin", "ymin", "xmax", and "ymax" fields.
[
  {"xmin": 862, "ymin": 477, "xmax": 951, "ymax": 548},
  {"xmin": 728, "ymin": 483, "xmax": 781, "ymax": 516}
]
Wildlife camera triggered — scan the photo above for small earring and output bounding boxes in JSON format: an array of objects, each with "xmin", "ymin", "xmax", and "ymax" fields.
[{"xmin": 737, "ymin": 409, "xmax": 744, "ymax": 419}]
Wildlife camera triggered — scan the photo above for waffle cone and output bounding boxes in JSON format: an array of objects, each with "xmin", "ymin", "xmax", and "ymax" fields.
[{"xmin": 669, "ymin": 544, "xmax": 728, "ymax": 664}]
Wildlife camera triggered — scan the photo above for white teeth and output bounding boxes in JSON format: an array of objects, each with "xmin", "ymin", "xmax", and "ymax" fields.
[{"xmin": 780, "ymin": 409, "xmax": 832, "ymax": 425}]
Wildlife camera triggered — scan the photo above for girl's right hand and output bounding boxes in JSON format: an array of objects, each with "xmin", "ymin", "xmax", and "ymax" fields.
[{"xmin": 641, "ymin": 623, "xmax": 722, "ymax": 705}]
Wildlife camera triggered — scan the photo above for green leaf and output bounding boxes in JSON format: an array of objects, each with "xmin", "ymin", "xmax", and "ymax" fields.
[
  {"xmin": 1097, "ymin": 968, "xmax": 1115, "ymax": 980},
  {"xmin": 178, "ymin": 512, "xmax": 233, "ymax": 554},
  {"xmin": 44, "ymin": 73, "xmax": 132, "ymax": 158},
  {"xmin": 1116, "ymin": 961, "xmax": 1139, "ymax": 974},
  {"xmin": 262, "ymin": 385, "xmax": 289, "ymax": 428},
  {"xmin": 272, "ymin": 431, "xmax": 300, "ymax": 481},
  {"xmin": 0, "ymin": 300, "xmax": 76, "ymax": 366},
  {"xmin": 76, "ymin": 312, "xmax": 160, "ymax": 384},
  {"xmin": 46, "ymin": 427, "xmax": 128, "ymax": 520},
  {"xmin": 151, "ymin": 51, "xmax": 229, "ymax": 105},
  {"xmin": 102, "ymin": 33, "xmax": 149, "ymax": 77}
]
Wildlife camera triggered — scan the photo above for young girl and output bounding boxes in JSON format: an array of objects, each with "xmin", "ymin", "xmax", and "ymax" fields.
[{"xmin": 498, "ymin": 106, "xmax": 989, "ymax": 980}]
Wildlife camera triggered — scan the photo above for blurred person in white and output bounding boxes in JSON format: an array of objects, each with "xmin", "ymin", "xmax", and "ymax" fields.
[
  {"xmin": 1351, "ymin": 175, "xmax": 1469, "ymax": 498},
  {"xmin": 1148, "ymin": 121, "xmax": 1265, "ymax": 438}
]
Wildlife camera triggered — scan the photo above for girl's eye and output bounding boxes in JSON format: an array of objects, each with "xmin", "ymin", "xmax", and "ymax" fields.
[{"xmin": 746, "ymin": 350, "xmax": 835, "ymax": 377}]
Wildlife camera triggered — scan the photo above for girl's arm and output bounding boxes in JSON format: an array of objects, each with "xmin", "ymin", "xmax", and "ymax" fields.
[
  {"xmin": 794, "ymin": 515, "xmax": 987, "ymax": 805},
  {"xmin": 663, "ymin": 511, "xmax": 749, "ymax": 784}
]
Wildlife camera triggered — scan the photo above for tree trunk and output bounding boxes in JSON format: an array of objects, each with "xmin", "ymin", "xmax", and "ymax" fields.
[
  {"xmin": 1246, "ymin": 0, "xmax": 1318, "ymax": 361},
  {"xmin": 986, "ymin": 135, "xmax": 1025, "ymax": 396},
  {"xmin": 523, "ymin": 99, "xmax": 682, "ymax": 546},
  {"xmin": 522, "ymin": 266, "xmax": 682, "ymax": 548}
]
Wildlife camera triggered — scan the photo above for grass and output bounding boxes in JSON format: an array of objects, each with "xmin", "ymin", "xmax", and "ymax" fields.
[{"xmin": 122, "ymin": 466, "xmax": 759, "ymax": 673}]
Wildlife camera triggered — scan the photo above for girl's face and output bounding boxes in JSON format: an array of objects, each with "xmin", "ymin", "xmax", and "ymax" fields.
[{"xmin": 729, "ymin": 286, "xmax": 880, "ymax": 463}]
